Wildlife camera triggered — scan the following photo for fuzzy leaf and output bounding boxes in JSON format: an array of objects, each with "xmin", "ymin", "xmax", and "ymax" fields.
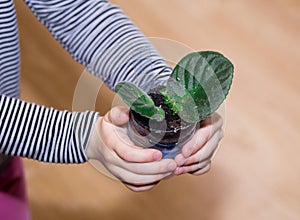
[
  {"xmin": 163, "ymin": 51, "xmax": 234, "ymax": 122},
  {"xmin": 115, "ymin": 82, "xmax": 165, "ymax": 121}
]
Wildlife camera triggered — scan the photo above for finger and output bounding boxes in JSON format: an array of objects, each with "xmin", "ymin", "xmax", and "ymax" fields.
[
  {"xmin": 105, "ymin": 106, "xmax": 129, "ymax": 125},
  {"xmin": 182, "ymin": 130, "xmax": 223, "ymax": 166},
  {"xmin": 100, "ymin": 116, "xmax": 163, "ymax": 163},
  {"xmin": 188, "ymin": 163, "xmax": 211, "ymax": 176},
  {"xmin": 114, "ymin": 144, "xmax": 163, "ymax": 163},
  {"xmin": 183, "ymin": 113, "xmax": 223, "ymax": 157},
  {"xmin": 174, "ymin": 153, "xmax": 187, "ymax": 167},
  {"xmin": 110, "ymin": 165, "xmax": 173, "ymax": 185},
  {"xmin": 174, "ymin": 161, "xmax": 211, "ymax": 175},
  {"xmin": 181, "ymin": 113, "xmax": 223, "ymax": 158},
  {"xmin": 201, "ymin": 113, "xmax": 223, "ymax": 128},
  {"xmin": 119, "ymin": 158, "xmax": 177, "ymax": 175}
]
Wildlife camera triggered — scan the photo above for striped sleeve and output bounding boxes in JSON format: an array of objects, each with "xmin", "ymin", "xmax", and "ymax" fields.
[
  {"xmin": 0, "ymin": 95, "xmax": 98, "ymax": 163},
  {"xmin": 0, "ymin": 0, "xmax": 20, "ymax": 98},
  {"xmin": 23, "ymin": 0, "xmax": 172, "ymax": 91}
]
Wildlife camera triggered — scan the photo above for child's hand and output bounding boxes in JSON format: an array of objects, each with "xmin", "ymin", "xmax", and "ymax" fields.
[
  {"xmin": 174, "ymin": 113, "xmax": 224, "ymax": 175},
  {"xmin": 86, "ymin": 106, "xmax": 177, "ymax": 192}
]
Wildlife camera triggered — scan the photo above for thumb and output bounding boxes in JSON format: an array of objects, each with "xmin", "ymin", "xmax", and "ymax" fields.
[{"xmin": 105, "ymin": 106, "xmax": 129, "ymax": 126}]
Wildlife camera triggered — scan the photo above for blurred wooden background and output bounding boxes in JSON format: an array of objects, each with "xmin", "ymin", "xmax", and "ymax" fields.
[{"xmin": 14, "ymin": 0, "xmax": 300, "ymax": 219}]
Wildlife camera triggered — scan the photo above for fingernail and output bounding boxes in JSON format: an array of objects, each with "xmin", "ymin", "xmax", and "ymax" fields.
[
  {"xmin": 168, "ymin": 162, "xmax": 176, "ymax": 171},
  {"xmin": 120, "ymin": 110, "xmax": 129, "ymax": 119},
  {"xmin": 175, "ymin": 167, "xmax": 183, "ymax": 175},
  {"xmin": 184, "ymin": 147, "xmax": 193, "ymax": 157},
  {"xmin": 177, "ymin": 157, "xmax": 186, "ymax": 166},
  {"xmin": 153, "ymin": 151, "xmax": 162, "ymax": 161}
]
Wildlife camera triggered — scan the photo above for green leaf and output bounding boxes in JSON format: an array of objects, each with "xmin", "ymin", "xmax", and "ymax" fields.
[
  {"xmin": 115, "ymin": 82, "xmax": 165, "ymax": 121},
  {"xmin": 163, "ymin": 51, "xmax": 234, "ymax": 123}
]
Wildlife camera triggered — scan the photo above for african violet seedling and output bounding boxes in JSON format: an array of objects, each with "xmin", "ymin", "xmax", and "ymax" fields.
[{"xmin": 115, "ymin": 51, "xmax": 234, "ymax": 123}]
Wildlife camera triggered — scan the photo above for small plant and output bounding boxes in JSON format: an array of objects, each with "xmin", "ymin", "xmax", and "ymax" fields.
[{"xmin": 115, "ymin": 51, "xmax": 234, "ymax": 124}]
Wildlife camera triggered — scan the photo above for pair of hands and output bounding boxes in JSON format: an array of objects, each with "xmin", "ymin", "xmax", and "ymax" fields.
[{"xmin": 86, "ymin": 106, "xmax": 224, "ymax": 192}]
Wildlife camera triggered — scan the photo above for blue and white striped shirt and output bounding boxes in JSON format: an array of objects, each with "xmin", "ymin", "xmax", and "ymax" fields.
[{"xmin": 0, "ymin": 0, "xmax": 171, "ymax": 163}]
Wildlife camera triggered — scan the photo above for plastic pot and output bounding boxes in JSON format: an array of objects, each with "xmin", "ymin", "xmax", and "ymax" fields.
[{"xmin": 127, "ymin": 109, "xmax": 198, "ymax": 159}]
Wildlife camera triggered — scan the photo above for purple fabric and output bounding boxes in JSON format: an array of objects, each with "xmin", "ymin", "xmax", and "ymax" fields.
[{"xmin": 0, "ymin": 157, "xmax": 30, "ymax": 220}]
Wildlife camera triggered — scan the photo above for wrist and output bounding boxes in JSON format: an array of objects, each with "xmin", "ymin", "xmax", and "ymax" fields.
[{"xmin": 86, "ymin": 116, "xmax": 102, "ymax": 160}]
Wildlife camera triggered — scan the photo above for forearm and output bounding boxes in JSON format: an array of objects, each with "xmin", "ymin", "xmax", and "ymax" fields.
[
  {"xmin": 23, "ymin": 0, "xmax": 172, "ymax": 91},
  {"xmin": 0, "ymin": 95, "xmax": 98, "ymax": 163}
]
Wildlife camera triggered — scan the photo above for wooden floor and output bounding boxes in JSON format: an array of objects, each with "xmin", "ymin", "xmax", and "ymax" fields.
[{"xmin": 15, "ymin": 0, "xmax": 300, "ymax": 219}]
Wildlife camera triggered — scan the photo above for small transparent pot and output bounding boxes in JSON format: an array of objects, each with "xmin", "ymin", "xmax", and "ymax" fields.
[{"xmin": 127, "ymin": 110, "xmax": 198, "ymax": 159}]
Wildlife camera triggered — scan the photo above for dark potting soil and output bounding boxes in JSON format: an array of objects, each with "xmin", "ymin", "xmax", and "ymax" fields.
[
  {"xmin": 148, "ymin": 92, "xmax": 183, "ymax": 131},
  {"xmin": 130, "ymin": 88, "xmax": 197, "ymax": 147},
  {"xmin": 131, "ymin": 87, "xmax": 190, "ymax": 132}
]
